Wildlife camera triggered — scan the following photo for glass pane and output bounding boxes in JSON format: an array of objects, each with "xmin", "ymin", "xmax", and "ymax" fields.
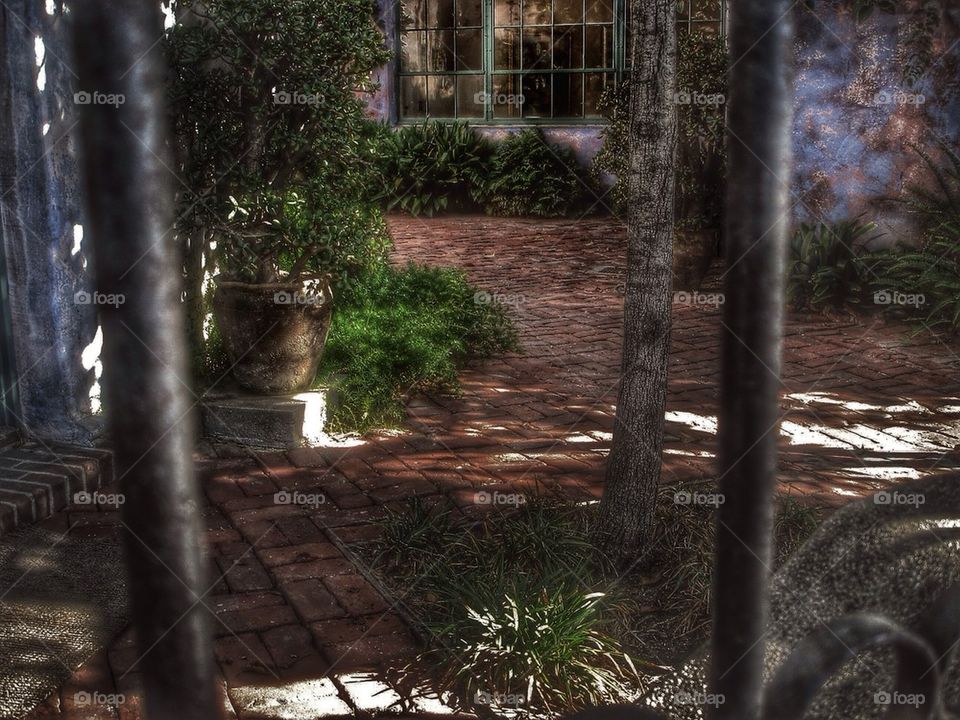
[
  {"xmin": 427, "ymin": 0, "xmax": 455, "ymax": 27},
  {"xmin": 523, "ymin": 0, "xmax": 552, "ymax": 24},
  {"xmin": 553, "ymin": 25, "xmax": 583, "ymax": 68},
  {"xmin": 676, "ymin": 0, "xmax": 691, "ymax": 20},
  {"xmin": 522, "ymin": 73, "xmax": 551, "ymax": 117},
  {"xmin": 457, "ymin": 74, "xmax": 485, "ymax": 117},
  {"xmin": 554, "ymin": 0, "xmax": 582, "ymax": 23},
  {"xmin": 522, "ymin": 27, "xmax": 552, "ymax": 69},
  {"xmin": 400, "ymin": 0, "xmax": 427, "ymax": 29},
  {"xmin": 583, "ymin": 71, "xmax": 613, "ymax": 115},
  {"xmin": 457, "ymin": 0, "xmax": 483, "ymax": 26},
  {"xmin": 400, "ymin": 31, "xmax": 427, "ymax": 71},
  {"xmin": 428, "ymin": 76, "xmax": 455, "ymax": 116},
  {"xmin": 693, "ymin": 0, "xmax": 721, "ymax": 20},
  {"xmin": 400, "ymin": 75, "xmax": 428, "ymax": 117},
  {"xmin": 585, "ymin": 24, "xmax": 613, "ymax": 67},
  {"xmin": 456, "ymin": 28, "xmax": 483, "ymax": 70},
  {"xmin": 427, "ymin": 30, "xmax": 455, "ymax": 71},
  {"xmin": 494, "ymin": 28, "xmax": 521, "ymax": 69},
  {"xmin": 492, "ymin": 74, "xmax": 523, "ymax": 118},
  {"xmin": 552, "ymin": 73, "xmax": 583, "ymax": 117},
  {"xmin": 585, "ymin": 0, "xmax": 613, "ymax": 22},
  {"xmin": 495, "ymin": 0, "xmax": 521, "ymax": 25}
]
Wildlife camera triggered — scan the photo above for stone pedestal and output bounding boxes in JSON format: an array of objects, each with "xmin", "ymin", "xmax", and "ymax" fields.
[{"xmin": 200, "ymin": 388, "xmax": 337, "ymax": 449}]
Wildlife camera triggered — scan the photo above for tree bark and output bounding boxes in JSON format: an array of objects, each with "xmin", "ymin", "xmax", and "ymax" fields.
[{"xmin": 595, "ymin": 0, "xmax": 677, "ymax": 565}]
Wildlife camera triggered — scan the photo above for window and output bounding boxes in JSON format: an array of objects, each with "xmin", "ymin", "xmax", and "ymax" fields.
[{"xmin": 397, "ymin": 0, "xmax": 725, "ymax": 121}]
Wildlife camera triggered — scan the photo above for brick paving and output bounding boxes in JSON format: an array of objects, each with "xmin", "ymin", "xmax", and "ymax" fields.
[{"xmin": 23, "ymin": 216, "xmax": 960, "ymax": 718}]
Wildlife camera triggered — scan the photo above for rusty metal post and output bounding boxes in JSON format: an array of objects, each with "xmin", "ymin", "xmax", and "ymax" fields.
[
  {"xmin": 709, "ymin": 2, "xmax": 795, "ymax": 720},
  {"xmin": 72, "ymin": 2, "xmax": 220, "ymax": 719}
]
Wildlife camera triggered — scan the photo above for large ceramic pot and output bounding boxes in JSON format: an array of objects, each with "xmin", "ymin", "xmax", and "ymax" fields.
[
  {"xmin": 212, "ymin": 276, "xmax": 333, "ymax": 394},
  {"xmin": 673, "ymin": 228, "xmax": 717, "ymax": 290}
]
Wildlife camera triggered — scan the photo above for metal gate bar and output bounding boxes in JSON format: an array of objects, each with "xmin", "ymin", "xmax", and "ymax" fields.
[
  {"xmin": 72, "ymin": 2, "xmax": 220, "ymax": 719},
  {"xmin": 709, "ymin": 2, "xmax": 795, "ymax": 719}
]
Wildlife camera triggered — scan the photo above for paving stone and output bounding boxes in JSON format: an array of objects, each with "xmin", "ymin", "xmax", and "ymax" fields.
[
  {"xmin": 283, "ymin": 578, "xmax": 347, "ymax": 622},
  {"xmin": 322, "ymin": 575, "xmax": 390, "ymax": 615}
]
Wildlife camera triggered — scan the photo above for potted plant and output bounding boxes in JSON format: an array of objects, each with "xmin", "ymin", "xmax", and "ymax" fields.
[{"xmin": 165, "ymin": 0, "xmax": 391, "ymax": 389}]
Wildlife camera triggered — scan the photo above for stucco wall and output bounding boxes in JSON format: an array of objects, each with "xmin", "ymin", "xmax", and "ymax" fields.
[{"xmin": 792, "ymin": 1, "xmax": 960, "ymax": 245}]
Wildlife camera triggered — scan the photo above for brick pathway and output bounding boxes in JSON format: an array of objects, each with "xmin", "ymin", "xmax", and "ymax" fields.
[{"xmin": 25, "ymin": 216, "xmax": 960, "ymax": 718}]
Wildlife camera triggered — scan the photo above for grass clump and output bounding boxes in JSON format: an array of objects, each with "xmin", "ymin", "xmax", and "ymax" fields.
[
  {"xmin": 318, "ymin": 263, "xmax": 518, "ymax": 431},
  {"xmin": 376, "ymin": 499, "xmax": 642, "ymax": 715}
]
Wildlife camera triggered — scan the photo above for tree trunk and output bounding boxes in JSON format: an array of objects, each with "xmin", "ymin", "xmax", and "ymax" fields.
[{"xmin": 595, "ymin": 0, "xmax": 677, "ymax": 565}]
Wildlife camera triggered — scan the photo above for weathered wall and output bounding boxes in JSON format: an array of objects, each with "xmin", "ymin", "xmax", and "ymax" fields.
[
  {"xmin": 0, "ymin": 1, "xmax": 102, "ymax": 444},
  {"xmin": 792, "ymin": 1, "xmax": 960, "ymax": 244}
]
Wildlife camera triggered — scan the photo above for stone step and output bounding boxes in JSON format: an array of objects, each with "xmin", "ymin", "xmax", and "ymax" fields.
[
  {"xmin": 0, "ymin": 442, "xmax": 113, "ymax": 537},
  {"xmin": 200, "ymin": 388, "xmax": 337, "ymax": 449}
]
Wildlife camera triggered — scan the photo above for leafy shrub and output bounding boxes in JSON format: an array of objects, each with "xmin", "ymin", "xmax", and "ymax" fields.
[
  {"xmin": 375, "ymin": 501, "xmax": 641, "ymax": 713},
  {"xmin": 787, "ymin": 219, "xmax": 882, "ymax": 310},
  {"xmin": 481, "ymin": 129, "xmax": 596, "ymax": 217},
  {"xmin": 376, "ymin": 122, "xmax": 494, "ymax": 216},
  {"xmin": 592, "ymin": 30, "xmax": 727, "ymax": 229},
  {"xmin": 318, "ymin": 263, "xmax": 518, "ymax": 430},
  {"xmin": 876, "ymin": 142, "xmax": 960, "ymax": 333},
  {"xmin": 375, "ymin": 124, "xmax": 594, "ymax": 217}
]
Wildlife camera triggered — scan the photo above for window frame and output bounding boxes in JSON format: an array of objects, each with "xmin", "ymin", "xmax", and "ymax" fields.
[{"xmin": 394, "ymin": 0, "xmax": 627, "ymax": 125}]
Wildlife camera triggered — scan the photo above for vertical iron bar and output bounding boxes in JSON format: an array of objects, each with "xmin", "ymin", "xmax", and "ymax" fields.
[
  {"xmin": 709, "ymin": 2, "xmax": 794, "ymax": 720},
  {"xmin": 72, "ymin": 3, "xmax": 220, "ymax": 720}
]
